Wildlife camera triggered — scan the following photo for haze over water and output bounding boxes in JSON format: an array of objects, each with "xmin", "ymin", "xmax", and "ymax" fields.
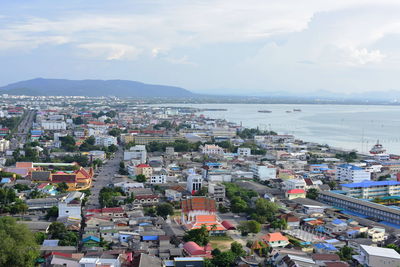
[{"xmin": 159, "ymin": 104, "xmax": 400, "ymax": 155}]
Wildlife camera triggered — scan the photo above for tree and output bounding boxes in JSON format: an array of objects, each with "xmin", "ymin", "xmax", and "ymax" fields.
[
  {"xmin": 136, "ymin": 174, "xmax": 147, "ymax": 183},
  {"xmin": 156, "ymin": 203, "xmax": 174, "ymax": 219},
  {"xmin": 108, "ymin": 144, "xmax": 118, "ymax": 153},
  {"xmin": 106, "ymin": 110, "xmax": 117, "ymax": 118},
  {"xmin": 34, "ymin": 232, "xmax": 47, "ymax": 245},
  {"xmin": 48, "ymin": 222, "xmax": 78, "ymax": 246},
  {"xmin": 72, "ymin": 116, "xmax": 84, "ymax": 125},
  {"xmin": 108, "ymin": 128, "xmax": 122, "ymax": 137},
  {"xmin": 306, "ymin": 188, "xmax": 318, "ymax": 200},
  {"xmin": 211, "ymin": 251, "xmax": 237, "ymax": 267},
  {"xmin": 211, "ymin": 248, "xmax": 221, "ymax": 256},
  {"xmin": 231, "ymin": 241, "xmax": 245, "ymax": 257},
  {"xmin": 45, "ymin": 206, "xmax": 59, "ymax": 220},
  {"xmin": 60, "ymin": 135, "xmax": 76, "ymax": 152},
  {"xmin": 337, "ymin": 246, "xmax": 354, "ymax": 261},
  {"xmin": 0, "ymin": 216, "xmax": 39, "ymax": 267},
  {"xmin": 57, "ymin": 182, "xmax": 69, "ymax": 193},
  {"xmin": 270, "ymin": 219, "xmax": 287, "ymax": 230},
  {"xmin": 183, "ymin": 224, "xmax": 210, "ymax": 246},
  {"xmin": 238, "ymin": 220, "xmax": 261, "ymax": 234}
]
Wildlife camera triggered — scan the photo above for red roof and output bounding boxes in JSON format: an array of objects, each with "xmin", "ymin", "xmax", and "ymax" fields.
[
  {"xmin": 136, "ymin": 164, "xmax": 150, "ymax": 168},
  {"xmin": 183, "ymin": 242, "xmax": 211, "ymax": 257},
  {"xmin": 102, "ymin": 207, "xmax": 124, "ymax": 213},
  {"xmin": 287, "ymin": 189, "xmax": 306, "ymax": 194},
  {"xmin": 221, "ymin": 220, "xmax": 236, "ymax": 230},
  {"xmin": 88, "ymin": 121, "xmax": 106, "ymax": 125}
]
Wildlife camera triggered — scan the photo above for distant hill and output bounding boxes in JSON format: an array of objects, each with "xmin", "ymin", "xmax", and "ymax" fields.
[{"xmin": 0, "ymin": 78, "xmax": 194, "ymax": 97}]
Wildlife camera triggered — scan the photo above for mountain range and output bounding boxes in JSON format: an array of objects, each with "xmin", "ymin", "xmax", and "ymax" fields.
[{"xmin": 0, "ymin": 78, "xmax": 194, "ymax": 97}]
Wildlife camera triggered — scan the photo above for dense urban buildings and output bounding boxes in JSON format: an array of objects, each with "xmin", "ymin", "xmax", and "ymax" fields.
[{"xmin": 0, "ymin": 95, "xmax": 400, "ymax": 267}]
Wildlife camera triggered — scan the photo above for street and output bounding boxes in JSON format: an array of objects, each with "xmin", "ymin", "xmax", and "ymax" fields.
[
  {"xmin": 11, "ymin": 109, "xmax": 36, "ymax": 149},
  {"xmin": 85, "ymin": 147, "xmax": 123, "ymax": 209}
]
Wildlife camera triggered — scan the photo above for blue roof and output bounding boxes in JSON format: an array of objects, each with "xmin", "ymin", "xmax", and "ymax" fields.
[
  {"xmin": 83, "ymin": 236, "xmax": 100, "ymax": 243},
  {"xmin": 379, "ymin": 221, "xmax": 400, "ymax": 229},
  {"xmin": 342, "ymin": 180, "xmax": 400, "ymax": 188},
  {"xmin": 338, "ymin": 164, "xmax": 363, "ymax": 170},
  {"xmin": 142, "ymin": 236, "xmax": 158, "ymax": 241},
  {"xmin": 205, "ymin": 162, "xmax": 221, "ymax": 166},
  {"xmin": 0, "ymin": 178, "xmax": 11, "ymax": 183},
  {"xmin": 332, "ymin": 219, "xmax": 346, "ymax": 225},
  {"xmin": 341, "ymin": 210, "xmax": 368, "ymax": 218},
  {"xmin": 347, "ymin": 230, "xmax": 358, "ymax": 234},
  {"xmin": 314, "ymin": 243, "xmax": 338, "ymax": 251}
]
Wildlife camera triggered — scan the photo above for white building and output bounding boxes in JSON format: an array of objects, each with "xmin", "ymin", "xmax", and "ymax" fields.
[
  {"xmin": 113, "ymin": 181, "xmax": 144, "ymax": 193},
  {"xmin": 355, "ymin": 245, "xmax": 400, "ymax": 267},
  {"xmin": 0, "ymin": 139, "xmax": 10, "ymax": 152},
  {"xmin": 250, "ymin": 164, "xmax": 276, "ymax": 181},
  {"xmin": 41, "ymin": 121, "xmax": 67, "ymax": 130},
  {"xmin": 95, "ymin": 135, "xmax": 117, "ymax": 147},
  {"xmin": 58, "ymin": 192, "xmax": 84, "ymax": 221},
  {"xmin": 335, "ymin": 164, "xmax": 371, "ymax": 183},
  {"xmin": 187, "ymin": 174, "xmax": 203, "ymax": 193},
  {"xmin": 150, "ymin": 174, "xmax": 167, "ymax": 184},
  {"xmin": 165, "ymin": 189, "xmax": 182, "ymax": 201},
  {"xmin": 283, "ymin": 179, "xmax": 307, "ymax": 191},
  {"xmin": 208, "ymin": 183, "xmax": 225, "ymax": 203},
  {"xmin": 237, "ymin": 147, "xmax": 251, "ymax": 157},
  {"xmin": 124, "ymin": 145, "xmax": 147, "ymax": 163},
  {"xmin": 199, "ymin": 144, "xmax": 224, "ymax": 155}
]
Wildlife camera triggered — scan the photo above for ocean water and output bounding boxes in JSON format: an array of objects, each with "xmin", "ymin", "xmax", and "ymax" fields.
[{"xmin": 154, "ymin": 104, "xmax": 400, "ymax": 154}]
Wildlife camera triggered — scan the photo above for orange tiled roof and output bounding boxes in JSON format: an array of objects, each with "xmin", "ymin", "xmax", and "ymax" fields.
[
  {"xmin": 181, "ymin": 197, "xmax": 216, "ymax": 213},
  {"xmin": 262, "ymin": 232, "xmax": 288, "ymax": 242}
]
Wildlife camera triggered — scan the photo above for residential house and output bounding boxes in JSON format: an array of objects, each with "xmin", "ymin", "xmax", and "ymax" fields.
[{"xmin": 262, "ymin": 232, "xmax": 289, "ymax": 248}]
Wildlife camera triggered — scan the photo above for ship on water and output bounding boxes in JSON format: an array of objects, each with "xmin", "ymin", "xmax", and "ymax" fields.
[
  {"xmin": 369, "ymin": 140, "xmax": 386, "ymax": 154},
  {"xmin": 258, "ymin": 110, "xmax": 272, "ymax": 113},
  {"xmin": 293, "ymin": 109, "xmax": 302, "ymax": 112}
]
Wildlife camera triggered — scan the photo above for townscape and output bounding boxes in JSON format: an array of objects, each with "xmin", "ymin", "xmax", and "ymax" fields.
[{"xmin": 1, "ymin": 95, "xmax": 400, "ymax": 267}]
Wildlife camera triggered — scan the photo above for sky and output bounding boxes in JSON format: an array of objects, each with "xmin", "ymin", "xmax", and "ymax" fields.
[{"xmin": 1, "ymin": 0, "xmax": 400, "ymax": 95}]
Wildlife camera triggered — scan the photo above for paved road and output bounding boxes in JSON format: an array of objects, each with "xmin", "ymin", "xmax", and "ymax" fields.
[
  {"xmin": 11, "ymin": 109, "xmax": 36, "ymax": 149},
  {"xmin": 85, "ymin": 148, "xmax": 123, "ymax": 209}
]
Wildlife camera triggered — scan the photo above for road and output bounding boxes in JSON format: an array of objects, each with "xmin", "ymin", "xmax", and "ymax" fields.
[
  {"xmin": 10, "ymin": 109, "xmax": 36, "ymax": 149},
  {"xmin": 85, "ymin": 147, "xmax": 123, "ymax": 209}
]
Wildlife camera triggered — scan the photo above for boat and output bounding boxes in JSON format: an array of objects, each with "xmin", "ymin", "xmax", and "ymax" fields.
[
  {"xmin": 286, "ymin": 110, "xmax": 292, "ymax": 113},
  {"xmin": 293, "ymin": 109, "xmax": 302, "ymax": 112},
  {"xmin": 369, "ymin": 140, "xmax": 386, "ymax": 154},
  {"xmin": 258, "ymin": 110, "xmax": 272, "ymax": 113}
]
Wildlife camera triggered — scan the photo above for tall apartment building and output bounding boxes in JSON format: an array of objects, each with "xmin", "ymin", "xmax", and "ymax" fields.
[{"xmin": 335, "ymin": 164, "xmax": 371, "ymax": 183}]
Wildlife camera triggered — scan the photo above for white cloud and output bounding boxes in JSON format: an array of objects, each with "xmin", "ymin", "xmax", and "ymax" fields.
[
  {"xmin": 78, "ymin": 43, "xmax": 140, "ymax": 60},
  {"xmin": 346, "ymin": 47, "xmax": 386, "ymax": 65},
  {"xmin": 3, "ymin": 0, "xmax": 400, "ymax": 56}
]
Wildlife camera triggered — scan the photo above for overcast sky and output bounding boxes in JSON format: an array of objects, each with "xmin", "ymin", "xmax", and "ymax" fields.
[{"xmin": 1, "ymin": 0, "xmax": 400, "ymax": 94}]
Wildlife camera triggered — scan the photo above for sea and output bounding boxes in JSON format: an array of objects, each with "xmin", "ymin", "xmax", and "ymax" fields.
[{"xmin": 153, "ymin": 104, "xmax": 400, "ymax": 155}]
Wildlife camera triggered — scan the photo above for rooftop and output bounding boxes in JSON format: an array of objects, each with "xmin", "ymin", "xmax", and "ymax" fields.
[
  {"xmin": 361, "ymin": 245, "xmax": 400, "ymax": 259},
  {"xmin": 342, "ymin": 180, "xmax": 400, "ymax": 188}
]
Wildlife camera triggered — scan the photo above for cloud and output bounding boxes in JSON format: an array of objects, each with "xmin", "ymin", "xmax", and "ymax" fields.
[
  {"xmin": 346, "ymin": 47, "xmax": 386, "ymax": 65},
  {"xmin": 78, "ymin": 43, "xmax": 140, "ymax": 60}
]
